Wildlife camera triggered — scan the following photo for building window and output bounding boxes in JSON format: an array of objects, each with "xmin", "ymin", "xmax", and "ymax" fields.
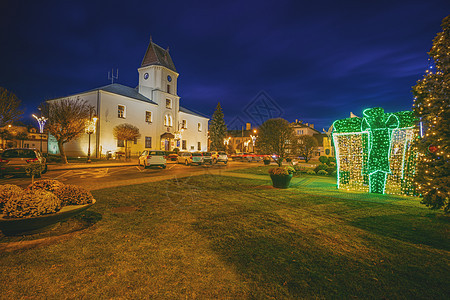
[
  {"xmin": 134, "ymin": 138, "xmax": 138, "ymax": 144},
  {"xmin": 167, "ymin": 85, "xmax": 171, "ymax": 94},
  {"xmin": 145, "ymin": 137, "xmax": 152, "ymax": 148},
  {"xmin": 164, "ymin": 114, "xmax": 173, "ymax": 127},
  {"xmin": 166, "ymin": 99, "xmax": 172, "ymax": 109},
  {"xmin": 117, "ymin": 140, "xmax": 124, "ymax": 147},
  {"xmin": 181, "ymin": 119, "xmax": 186, "ymax": 129},
  {"xmin": 182, "ymin": 140, "xmax": 187, "ymax": 150},
  {"xmin": 118, "ymin": 105, "xmax": 126, "ymax": 118},
  {"xmin": 236, "ymin": 139, "xmax": 240, "ymax": 144},
  {"xmin": 197, "ymin": 142, "xmax": 201, "ymax": 151},
  {"xmin": 198, "ymin": 122, "xmax": 202, "ymax": 132},
  {"xmin": 145, "ymin": 111, "xmax": 152, "ymax": 123}
]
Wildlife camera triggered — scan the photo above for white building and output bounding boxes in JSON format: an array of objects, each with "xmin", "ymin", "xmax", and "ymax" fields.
[{"xmin": 47, "ymin": 39, "xmax": 209, "ymax": 157}]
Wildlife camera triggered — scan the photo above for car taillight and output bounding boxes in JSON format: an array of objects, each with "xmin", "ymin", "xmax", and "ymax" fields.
[
  {"xmin": 147, "ymin": 155, "xmax": 152, "ymax": 159},
  {"xmin": 0, "ymin": 158, "xmax": 9, "ymax": 163},
  {"xmin": 26, "ymin": 158, "xmax": 39, "ymax": 163}
]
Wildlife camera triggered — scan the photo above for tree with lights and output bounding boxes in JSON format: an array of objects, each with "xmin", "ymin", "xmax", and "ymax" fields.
[
  {"xmin": 41, "ymin": 98, "xmax": 90, "ymax": 164},
  {"xmin": 0, "ymin": 87, "xmax": 23, "ymax": 127},
  {"xmin": 256, "ymin": 118, "xmax": 296, "ymax": 166},
  {"xmin": 113, "ymin": 123, "xmax": 141, "ymax": 160},
  {"xmin": 209, "ymin": 102, "xmax": 227, "ymax": 151},
  {"xmin": 412, "ymin": 15, "xmax": 449, "ymax": 212}
]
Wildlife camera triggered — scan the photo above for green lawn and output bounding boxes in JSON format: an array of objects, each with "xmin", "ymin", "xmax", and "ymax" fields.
[{"xmin": 0, "ymin": 175, "xmax": 449, "ymax": 299}]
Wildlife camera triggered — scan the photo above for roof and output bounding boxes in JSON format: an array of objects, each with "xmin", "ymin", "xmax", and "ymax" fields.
[
  {"xmin": 292, "ymin": 122, "xmax": 321, "ymax": 134},
  {"xmin": 179, "ymin": 106, "xmax": 209, "ymax": 119},
  {"xmin": 90, "ymin": 84, "xmax": 158, "ymax": 105},
  {"xmin": 141, "ymin": 39, "xmax": 177, "ymax": 72}
]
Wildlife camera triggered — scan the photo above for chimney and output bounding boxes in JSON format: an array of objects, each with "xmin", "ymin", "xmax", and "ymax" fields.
[
  {"xmin": 310, "ymin": 124, "xmax": 314, "ymax": 128},
  {"xmin": 246, "ymin": 123, "xmax": 251, "ymax": 131},
  {"xmin": 305, "ymin": 123, "xmax": 309, "ymax": 127},
  {"xmin": 295, "ymin": 119, "xmax": 298, "ymax": 123}
]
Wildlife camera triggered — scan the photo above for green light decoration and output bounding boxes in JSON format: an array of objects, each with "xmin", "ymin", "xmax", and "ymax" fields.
[{"xmin": 332, "ymin": 108, "xmax": 418, "ymax": 195}]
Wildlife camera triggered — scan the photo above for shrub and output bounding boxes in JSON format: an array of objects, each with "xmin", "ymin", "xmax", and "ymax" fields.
[
  {"xmin": 317, "ymin": 170, "xmax": 328, "ymax": 176},
  {"xmin": 328, "ymin": 157, "xmax": 336, "ymax": 164},
  {"xmin": 314, "ymin": 164, "xmax": 328, "ymax": 173},
  {"xmin": 263, "ymin": 156, "xmax": 271, "ymax": 161},
  {"xmin": 326, "ymin": 166, "xmax": 336, "ymax": 174},
  {"xmin": 293, "ymin": 165, "xmax": 307, "ymax": 173},
  {"xmin": 54, "ymin": 185, "xmax": 94, "ymax": 205},
  {"xmin": 3, "ymin": 190, "xmax": 61, "ymax": 218},
  {"xmin": 307, "ymin": 170, "xmax": 316, "ymax": 175},
  {"xmin": 319, "ymin": 156, "xmax": 329, "ymax": 164},
  {"xmin": 27, "ymin": 179, "xmax": 64, "ymax": 193},
  {"xmin": 269, "ymin": 166, "xmax": 295, "ymax": 176},
  {"xmin": 0, "ymin": 184, "xmax": 23, "ymax": 212}
]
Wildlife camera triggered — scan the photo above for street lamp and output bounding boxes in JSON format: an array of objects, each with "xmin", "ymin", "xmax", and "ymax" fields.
[
  {"xmin": 32, "ymin": 114, "xmax": 47, "ymax": 153},
  {"xmin": 85, "ymin": 108, "xmax": 98, "ymax": 163}
]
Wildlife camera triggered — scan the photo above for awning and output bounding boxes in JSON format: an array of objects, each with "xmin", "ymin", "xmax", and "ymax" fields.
[{"xmin": 160, "ymin": 132, "xmax": 175, "ymax": 139}]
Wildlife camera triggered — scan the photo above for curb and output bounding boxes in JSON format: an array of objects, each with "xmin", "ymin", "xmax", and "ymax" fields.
[{"xmin": 48, "ymin": 163, "xmax": 137, "ymax": 171}]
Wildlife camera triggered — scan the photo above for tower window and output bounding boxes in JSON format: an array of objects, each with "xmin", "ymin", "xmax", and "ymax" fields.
[
  {"xmin": 198, "ymin": 122, "xmax": 202, "ymax": 132},
  {"xmin": 118, "ymin": 105, "xmax": 126, "ymax": 118},
  {"xmin": 164, "ymin": 114, "xmax": 173, "ymax": 127},
  {"xmin": 167, "ymin": 85, "xmax": 171, "ymax": 94},
  {"xmin": 166, "ymin": 99, "xmax": 172, "ymax": 109}
]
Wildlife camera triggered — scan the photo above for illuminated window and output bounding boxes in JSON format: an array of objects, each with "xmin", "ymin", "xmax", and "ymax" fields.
[
  {"xmin": 166, "ymin": 99, "xmax": 172, "ymax": 109},
  {"xmin": 197, "ymin": 142, "xmax": 201, "ymax": 150},
  {"xmin": 145, "ymin": 137, "xmax": 152, "ymax": 148},
  {"xmin": 145, "ymin": 111, "xmax": 152, "ymax": 123},
  {"xmin": 118, "ymin": 105, "xmax": 126, "ymax": 118},
  {"xmin": 164, "ymin": 114, "xmax": 173, "ymax": 127}
]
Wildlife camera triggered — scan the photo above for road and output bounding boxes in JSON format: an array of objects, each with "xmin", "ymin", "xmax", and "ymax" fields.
[{"xmin": 0, "ymin": 161, "xmax": 257, "ymax": 191}]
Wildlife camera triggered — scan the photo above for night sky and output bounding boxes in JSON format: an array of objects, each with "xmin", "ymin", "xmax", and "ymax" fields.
[{"xmin": 1, "ymin": 0, "xmax": 448, "ymax": 132}]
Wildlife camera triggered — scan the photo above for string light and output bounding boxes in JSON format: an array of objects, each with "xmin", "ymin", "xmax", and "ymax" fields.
[{"xmin": 332, "ymin": 108, "xmax": 418, "ymax": 195}]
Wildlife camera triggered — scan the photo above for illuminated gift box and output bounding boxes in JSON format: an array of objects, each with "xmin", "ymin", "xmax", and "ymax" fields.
[{"xmin": 332, "ymin": 108, "xmax": 418, "ymax": 195}]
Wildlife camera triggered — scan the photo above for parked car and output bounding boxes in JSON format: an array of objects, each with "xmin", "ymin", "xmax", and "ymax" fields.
[
  {"xmin": 166, "ymin": 153, "xmax": 179, "ymax": 161},
  {"xmin": 138, "ymin": 150, "xmax": 166, "ymax": 168},
  {"xmin": 202, "ymin": 152, "xmax": 213, "ymax": 165},
  {"xmin": 177, "ymin": 152, "xmax": 203, "ymax": 165},
  {"xmin": 211, "ymin": 151, "xmax": 228, "ymax": 164},
  {"xmin": 0, "ymin": 148, "xmax": 47, "ymax": 177}
]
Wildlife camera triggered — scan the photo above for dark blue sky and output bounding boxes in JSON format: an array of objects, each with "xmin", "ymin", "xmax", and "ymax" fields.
[{"xmin": 1, "ymin": 0, "xmax": 448, "ymax": 131}]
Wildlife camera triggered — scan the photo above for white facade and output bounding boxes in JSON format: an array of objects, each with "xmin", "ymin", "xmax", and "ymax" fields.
[{"xmin": 47, "ymin": 40, "xmax": 209, "ymax": 157}]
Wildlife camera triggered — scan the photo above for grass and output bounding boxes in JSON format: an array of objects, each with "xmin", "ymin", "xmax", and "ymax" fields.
[{"xmin": 0, "ymin": 174, "xmax": 449, "ymax": 299}]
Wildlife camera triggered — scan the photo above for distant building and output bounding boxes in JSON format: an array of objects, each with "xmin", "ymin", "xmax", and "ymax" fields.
[
  {"xmin": 0, "ymin": 125, "xmax": 48, "ymax": 152},
  {"xmin": 226, "ymin": 123, "xmax": 257, "ymax": 153},
  {"xmin": 47, "ymin": 38, "xmax": 209, "ymax": 157}
]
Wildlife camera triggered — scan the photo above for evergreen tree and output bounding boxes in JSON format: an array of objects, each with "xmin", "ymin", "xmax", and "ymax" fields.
[
  {"xmin": 209, "ymin": 102, "xmax": 227, "ymax": 151},
  {"xmin": 412, "ymin": 15, "xmax": 450, "ymax": 212}
]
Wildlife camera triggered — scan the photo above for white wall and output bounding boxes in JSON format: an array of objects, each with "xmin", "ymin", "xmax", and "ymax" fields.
[{"xmin": 178, "ymin": 112, "xmax": 208, "ymax": 152}]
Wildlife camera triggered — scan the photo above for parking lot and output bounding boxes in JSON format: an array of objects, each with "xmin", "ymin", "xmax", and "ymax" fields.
[{"xmin": 0, "ymin": 160, "xmax": 255, "ymax": 190}]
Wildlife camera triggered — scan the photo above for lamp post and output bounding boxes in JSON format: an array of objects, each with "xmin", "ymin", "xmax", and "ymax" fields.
[
  {"xmin": 32, "ymin": 114, "xmax": 47, "ymax": 153},
  {"xmin": 85, "ymin": 108, "xmax": 98, "ymax": 163}
]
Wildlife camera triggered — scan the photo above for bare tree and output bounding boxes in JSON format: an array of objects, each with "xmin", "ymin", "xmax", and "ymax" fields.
[
  {"xmin": 0, "ymin": 87, "xmax": 23, "ymax": 127},
  {"xmin": 294, "ymin": 135, "xmax": 318, "ymax": 163},
  {"xmin": 113, "ymin": 123, "xmax": 141, "ymax": 159},
  {"xmin": 256, "ymin": 118, "xmax": 296, "ymax": 166},
  {"xmin": 41, "ymin": 98, "xmax": 90, "ymax": 164}
]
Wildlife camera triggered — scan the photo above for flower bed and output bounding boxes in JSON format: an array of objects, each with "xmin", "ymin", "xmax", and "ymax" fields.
[{"xmin": 0, "ymin": 180, "xmax": 95, "ymax": 235}]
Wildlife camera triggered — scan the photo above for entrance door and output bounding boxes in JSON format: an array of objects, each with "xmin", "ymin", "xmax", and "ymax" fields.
[{"xmin": 164, "ymin": 139, "xmax": 170, "ymax": 151}]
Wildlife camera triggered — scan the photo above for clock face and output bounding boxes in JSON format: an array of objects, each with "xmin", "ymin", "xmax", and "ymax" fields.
[
  {"xmin": 144, "ymin": 73, "xmax": 149, "ymax": 80},
  {"xmin": 167, "ymin": 75, "xmax": 172, "ymax": 82}
]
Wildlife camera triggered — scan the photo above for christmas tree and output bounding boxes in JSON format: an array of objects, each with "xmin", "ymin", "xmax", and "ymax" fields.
[
  {"xmin": 209, "ymin": 102, "xmax": 227, "ymax": 151},
  {"xmin": 412, "ymin": 15, "xmax": 450, "ymax": 212}
]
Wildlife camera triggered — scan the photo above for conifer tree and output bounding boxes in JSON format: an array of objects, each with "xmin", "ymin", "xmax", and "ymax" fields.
[
  {"xmin": 412, "ymin": 15, "xmax": 449, "ymax": 212},
  {"xmin": 209, "ymin": 102, "xmax": 227, "ymax": 151}
]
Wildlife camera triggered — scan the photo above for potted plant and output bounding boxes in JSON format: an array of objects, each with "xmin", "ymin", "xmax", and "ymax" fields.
[
  {"xmin": 0, "ymin": 180, "xmax": 96, "ymax": 235},
  {"xmin": 268, "ymin": 166, "xmax": 295, "ymax": 188},
  {"xmin": 263, "ymin": 156, "xmax": 271, "ymax": 165}
]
